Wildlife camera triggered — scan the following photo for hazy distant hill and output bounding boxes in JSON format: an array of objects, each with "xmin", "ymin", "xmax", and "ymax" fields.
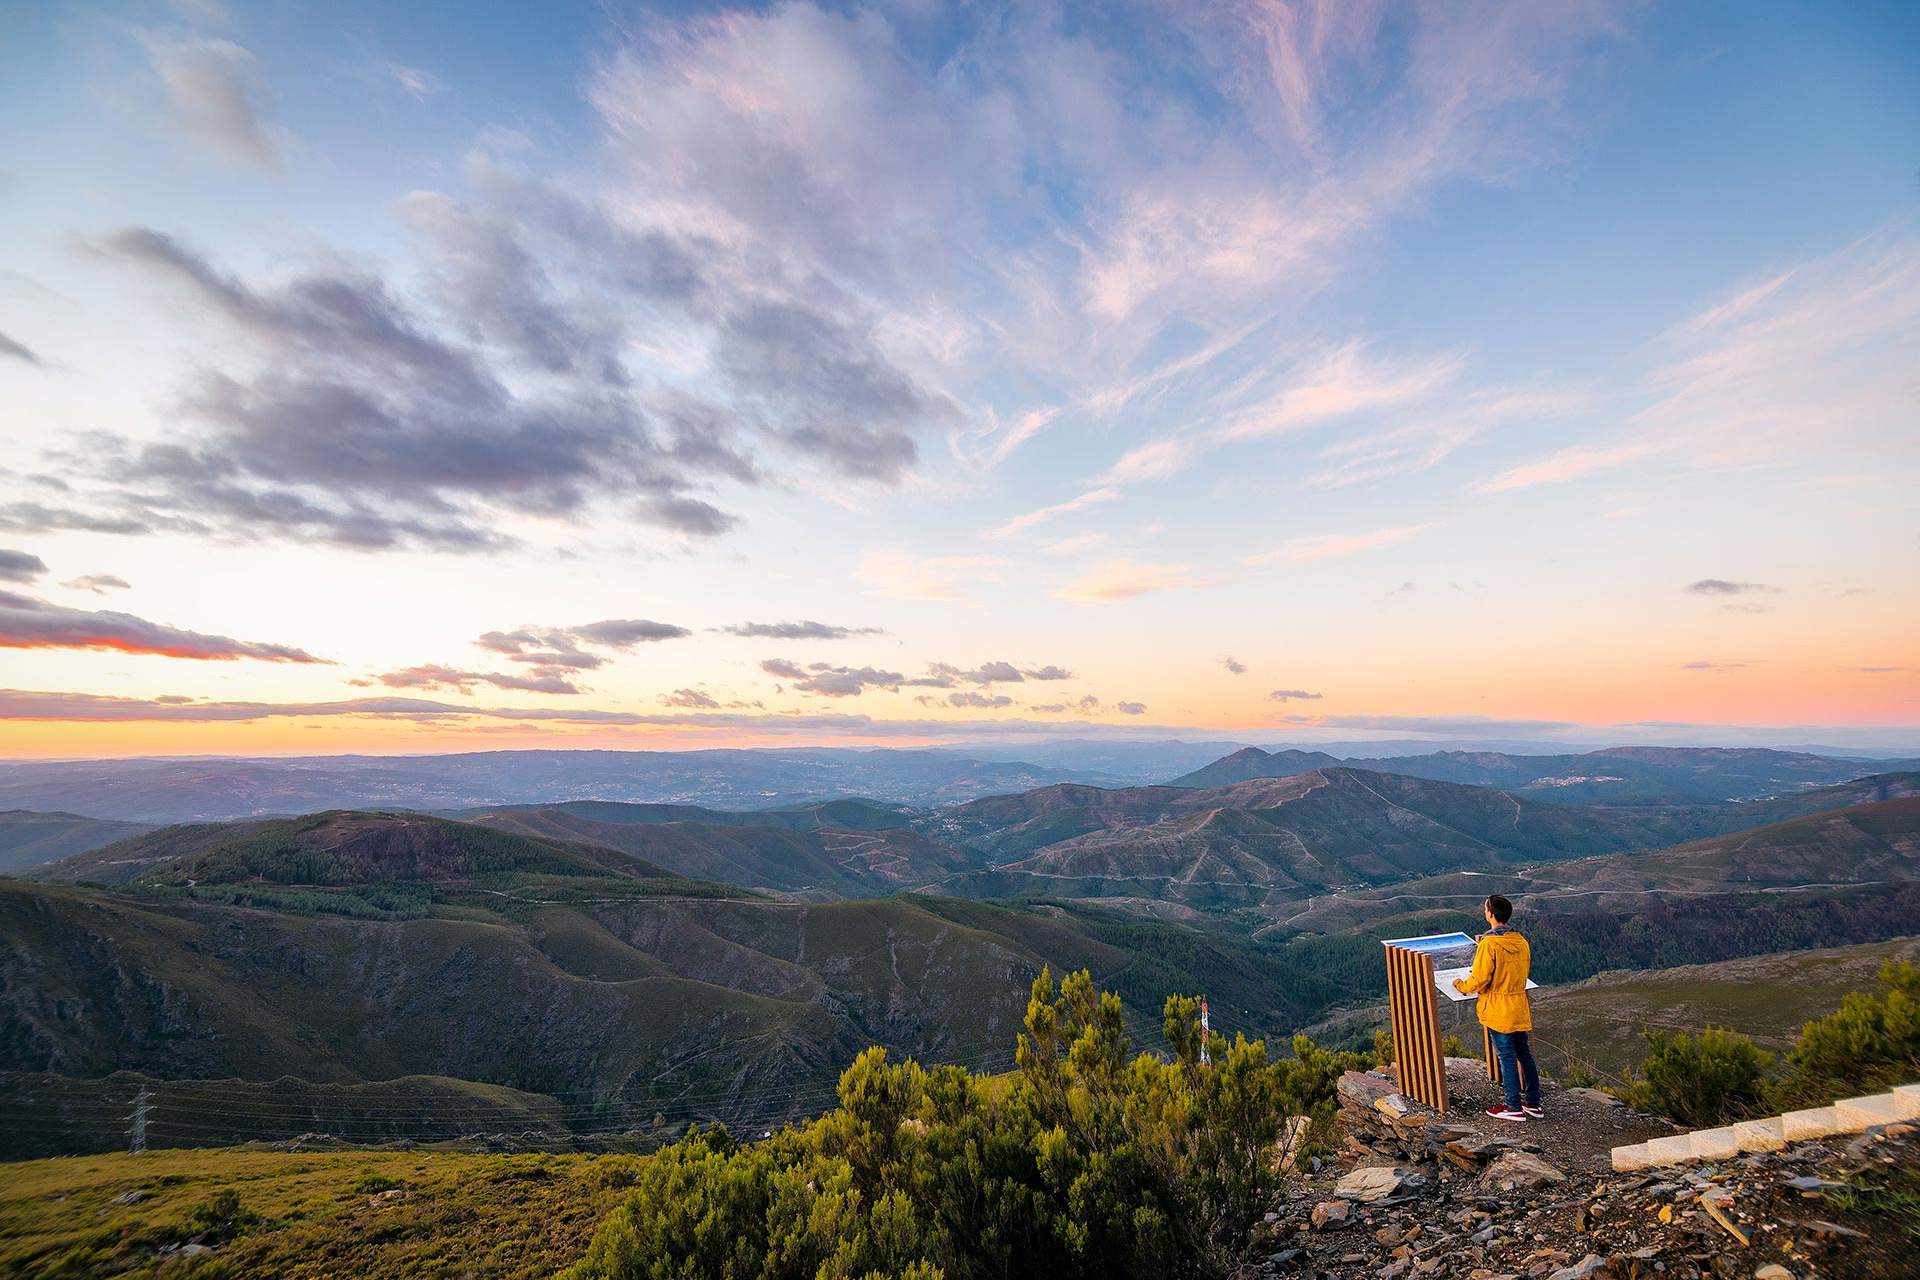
[
  {"xmin": 1167, "ymin": 744, "xmax": 1890, "ymax": 803},
  {"xmin": 1161, "ymin": 748, "xmax": 1343, "ymax": 788},
  {"xmin": 1276, "ymin": 777, "xmax": 1920, "ymax": 932},
  {"xmin": 920, "ymin": 768, "xmax": 1763, "ymax": 916},
  {"xmin": 0, "ymin": 749, "xmax": 1124, "ymax": 824},
  {"xmin": 0, "ymin": 810, "xmax": 154, "ymax": 874},
  {"xmin": 34, "ymin": 809, "xmax": 685, "ymax": 888}
]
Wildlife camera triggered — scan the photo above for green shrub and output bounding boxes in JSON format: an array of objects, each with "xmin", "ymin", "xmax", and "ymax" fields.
[
  {"xmin": 1781, "ymin": 959, "xmax": 1920, "ymax": 1106},
  {"xmin": 1552, "ymin": 1053, "xmax": 1600, "ymax": 1089},
  {"xmin": 1613, "ymin": 1027, "xmax": 1773, "ymax": 1126},
  {"xmin": 564, "ymin": 970, "xmax": 1359, "ymax": 1280},
  {"xmin": 175, "ymin": 1188, "xmax": 259, "ymax": 1246}
]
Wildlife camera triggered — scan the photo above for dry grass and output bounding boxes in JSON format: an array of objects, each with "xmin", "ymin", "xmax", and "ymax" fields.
[{"xmin": 0, "ymin": 1146, "xmax": 635, "ymax": 1279}]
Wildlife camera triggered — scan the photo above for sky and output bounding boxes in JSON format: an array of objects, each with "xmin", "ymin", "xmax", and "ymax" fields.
[{"xmin": 0, "ymin": 0, "xmax": 1915, "ymax": 760}]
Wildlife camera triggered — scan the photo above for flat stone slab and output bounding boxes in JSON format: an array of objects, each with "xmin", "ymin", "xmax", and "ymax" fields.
[
  {"xmin": 1885, "ymin": 1084, "xmax": 1920, "ymax": 1120},
  {"xmin": 1644, "ymin": 1133, "xmax": 1696, "ymax": 1165},
  {"xmin": 1610, "ymin": 1142, "xmax": 1652, "ymax": 1172},
  {"xmin": 1733, "ymin": 1116, "xmax": 1786, "ymax": 1153},
  {"xmin": 1781, "ymin": 1106, "xmax": 1844, "ymax": 1142},
  {"xmin": 1834, "ymin": 1093, "xmax": 1903, "ymax": 1128},
  {"xmin": 1688, "ymin": 1126, "xmax": 1739, "ymax": 1161}
]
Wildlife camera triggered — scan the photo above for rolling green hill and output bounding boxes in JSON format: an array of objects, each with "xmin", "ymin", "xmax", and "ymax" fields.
[{"xmin": 0, "ymin": 810, "xmax": 1347, "ymax": 1153}]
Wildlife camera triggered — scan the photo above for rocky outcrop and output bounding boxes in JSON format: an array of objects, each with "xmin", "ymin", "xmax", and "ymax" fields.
[{"xmin": 1257, "ymin": 1071, "xmax": 1917, "ymax": 1279}]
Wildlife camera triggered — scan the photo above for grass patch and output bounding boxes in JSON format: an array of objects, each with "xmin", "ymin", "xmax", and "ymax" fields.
[{"xmin": 0, "ymin": 1147, "xmax": 626, "ymax": 1279}]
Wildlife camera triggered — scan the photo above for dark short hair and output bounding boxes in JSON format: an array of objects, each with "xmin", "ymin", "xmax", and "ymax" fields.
[{"xmin": 1485, "ymin": 894, "xmax": 1513, "ymax": 923}]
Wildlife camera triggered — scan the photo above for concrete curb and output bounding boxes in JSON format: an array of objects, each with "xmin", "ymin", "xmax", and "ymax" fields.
[{"xmin": 1610, "ymin": 1083, "xmax": 1920, "ymax": 1172}]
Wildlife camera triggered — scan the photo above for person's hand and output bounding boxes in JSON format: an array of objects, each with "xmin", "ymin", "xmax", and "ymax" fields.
[{"xmin": 1450, "ymin": 979, "xmax": 1466, "ymax": 992}]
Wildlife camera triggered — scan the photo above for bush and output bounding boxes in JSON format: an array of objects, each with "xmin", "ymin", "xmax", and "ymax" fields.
[
  {"xmin": 565, "ymin": 970, "xmax": 1360, "ymax": 1280},
  {"xmin": 1613, "ymin": 1027, "xmax": 1773, "ymax": 1126},
  {"xmin": 1781, "ymin": 960, "xmax": 1920, "ymax": 1106},
  {"xmin": 175, "ymin": 1188, "xmax": 259, "ymax": 1246}
]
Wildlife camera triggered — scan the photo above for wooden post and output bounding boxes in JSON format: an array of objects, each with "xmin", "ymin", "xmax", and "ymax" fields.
[
  {"xmin": 1383, "ymin": 942, "xmax": 1449, "ymax": 1112},
  {"xmin": 1484, "ymin": 1025, "xmax": 1502, "ymax": 1086}
]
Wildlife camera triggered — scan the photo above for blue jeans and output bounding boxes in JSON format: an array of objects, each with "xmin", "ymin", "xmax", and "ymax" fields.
[{"xmin": 1488, "ymin": 1029, "xmax": 1541, "ymax": 1110}]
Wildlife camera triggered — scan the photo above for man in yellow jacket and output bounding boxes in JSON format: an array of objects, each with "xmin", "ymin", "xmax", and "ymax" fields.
[{"xmin": 1452, "ymin": 894, "xmax": 1542, "ymax": 1121}]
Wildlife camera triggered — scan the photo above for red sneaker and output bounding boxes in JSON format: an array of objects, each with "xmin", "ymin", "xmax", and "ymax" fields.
[
  {"xmin": 1522, "ymin": 1105, "xmax": 1545, "ymax": 1119},
  {"xmin": 1485, "ymin": 1105, "xmax": 1528, "ymax": 1122}
]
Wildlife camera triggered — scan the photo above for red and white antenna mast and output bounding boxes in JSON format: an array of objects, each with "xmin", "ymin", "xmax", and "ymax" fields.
[{"xmin": 1199, "ymin": 997, "xmax": 1211, "ymax": 1066}]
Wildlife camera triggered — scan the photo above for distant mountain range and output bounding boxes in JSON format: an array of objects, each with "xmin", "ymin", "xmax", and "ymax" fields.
[
  {"xmin": 913, "ymin": 768, "xmax": 1920, "ymax": 919},
  {"xmin": 1277, "ymin": 777, "xmax": 1920, "ymax": 934},
  {"xmin": 2, "ymin": 743, "xmax": 1912, "ymax": 832},
  {"xmin": 8, "ymin": 757, "xmax": 1920, "ymax": 1142},
  {"xmin": 0, "ymin": 749, "xmax": 1126, "ymax": 824},
  {"xmin": 1167, "ymin": 744, "xmax": 1912, "ymax": 803}
]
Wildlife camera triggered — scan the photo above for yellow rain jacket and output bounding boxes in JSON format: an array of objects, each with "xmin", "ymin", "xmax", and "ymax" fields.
[{"xmin": 1453, "ymin": 927, "xmax": 1532, "ymax": 1033}]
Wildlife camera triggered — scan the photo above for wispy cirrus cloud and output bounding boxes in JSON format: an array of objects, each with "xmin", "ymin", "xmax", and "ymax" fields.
[
  {"xmin": 1471, "ymin": 232, "xmax": 1920, "ymax": 498},
  {"xmin": 1053, "ymin": 559, "xmax": 1193, "ymax": 603},
  {"xmin": 1098, "ymin": 439, "xmax": 1196, "ymax": 486},
  {"xmin": 1269, "ymin": 689, "xmax": 1323, "ymax": 702},
  {"xmin": 387, "ymin": 63, "xmax": 440, "ymax": 100},
  {"xmin": 1039, "ymin": 532, "xmax": 1108, "ymax": 557},
  {"xmin": 1244, "ymin": 522, "xmax": 1431, "ymax": 566},
  {"xmin": 1218, "ymin": 343, "xmax": 1463, "ymax": 443},
  {"xmin": 0, "ymin": 590, "xmax": 323, "ymax": 662},
  {"xmin": 1471, "ymin": 442, "xmax": 1657, "ymax": 495},
  {"xmin": 858, "ymin": 551, "xmax": 1003, "ymax": 602},
  {"xmin": 140, "ymin": 34, "xmax": 287, "ymax": 167},
  {"xmin": 989, "ymin": 488, "xmax": 1119, "ymax": 539}
]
